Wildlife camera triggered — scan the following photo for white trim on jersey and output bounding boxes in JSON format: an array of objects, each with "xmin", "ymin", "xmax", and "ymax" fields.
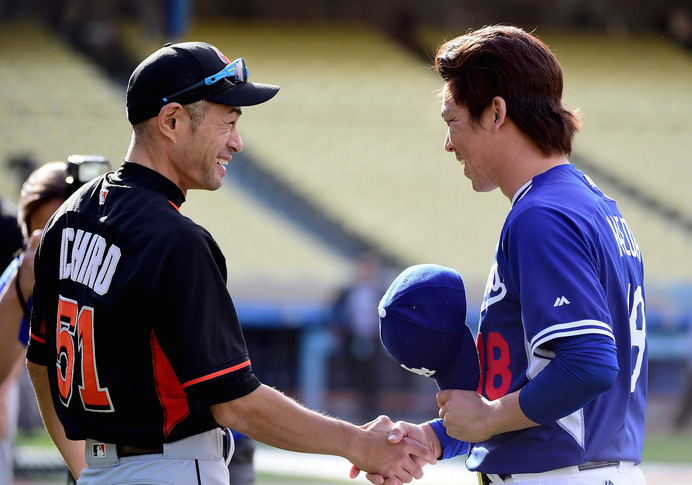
[
  {"xmin": 511, "ymin": 180, "xmax": 533, "ymax": 207},
  {"xmin": 557, "ymin": 407, "xmax": 586, "ymax": 450},
  {"xmin": 530, "ymin": 320, "xmax": 615, "ymax": 356}
]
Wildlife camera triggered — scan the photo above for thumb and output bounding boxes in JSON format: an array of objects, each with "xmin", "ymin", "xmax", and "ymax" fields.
[
  {"xmin": 387, "ymin": 423, "xmax": 404, "ymax": 443},
  {"xmin": 436, "ymin": 389, "xmax": 450, "ymax": 408},
  {"xmin": 349, "ymin": 465, "xmax": 361, "ymax": 479}
]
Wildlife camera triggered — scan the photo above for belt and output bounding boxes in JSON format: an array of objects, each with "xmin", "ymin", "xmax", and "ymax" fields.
[
  {"xmin": 116, "ymin": 444, "xmax": 164, "ymax": 457},
  {"xmin": 478, "ymin": 461, "xmax": 621, "ymax": 484},
  {"xmin": 86, "ymin": 428, "xmax": 234, "ymax": 468}
]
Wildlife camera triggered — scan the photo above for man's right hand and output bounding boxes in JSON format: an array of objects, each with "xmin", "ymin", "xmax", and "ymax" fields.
[{"xmin": 349, "ymin": 418, "xmax": 441, "ymax": 485}]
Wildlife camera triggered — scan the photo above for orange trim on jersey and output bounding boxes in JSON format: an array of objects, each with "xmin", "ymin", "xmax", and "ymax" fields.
[
  {"xmin": 29, "ymin": 329, "xmax": 45, "ymax": 344},
  {"xmin": 182, "ymin": 360, "xmax": 251, "ymax": 389},
  {"xmin": 150, "ymin": 331, "xmax": 190, "ymax": 438},
  {"xmin": 168, "ymin": 200, "xmax": 180, "ymax": 211}
]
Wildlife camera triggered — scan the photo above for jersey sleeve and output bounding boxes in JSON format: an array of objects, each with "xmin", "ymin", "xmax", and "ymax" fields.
[
  {"xmin": 518, "ymin": 334, "xmax": 619, "ymax": 423},
  {"xmin": 147, "ymin": 224, "xmax": 259, "ymax": 405},
  {"xmin": 503, "ymin": 206, "xmax": 614, "ymax": 353},
  {"xmin": 427, "ymin": 418, "xmax": 470, "ymax": 459}
]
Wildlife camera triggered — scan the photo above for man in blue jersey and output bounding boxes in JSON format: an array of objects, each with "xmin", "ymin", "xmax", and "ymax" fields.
[{"xmin": 359, "ymin": 25, "xmax": 648, "ymax": 485}]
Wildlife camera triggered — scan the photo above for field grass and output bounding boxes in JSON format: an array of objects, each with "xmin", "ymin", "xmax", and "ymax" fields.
[
  {"xmin": 642, "ymin": 432, "xmax": 692, "ymax": 464},
  {"xmin": 257, "ymin": 472, "xmax": 349, "ymax": 484}
]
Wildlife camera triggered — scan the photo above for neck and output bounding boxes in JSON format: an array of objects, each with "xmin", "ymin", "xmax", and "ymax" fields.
[
  {"xmin": 126, "ymin": 133, "xmax": 187, "ymax": 196},
  {"xmin": 501, "ymin": 154, "xmax": 569, "ymax": 201}
]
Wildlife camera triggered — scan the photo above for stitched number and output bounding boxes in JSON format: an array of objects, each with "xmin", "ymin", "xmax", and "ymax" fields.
[
  {"xmin": 629, "ymin": 285, "xmax": 646, "ymax": 393},
  {"xmin": 56, "ymin": 297, "xmax": 114, "ymax": 411},
  {"xmin": 477, "ymin": 332, "xmax": 512, "ymax": 400},
  {"xmin": 56, "ymin": 297, "xmax": 77, "ymax": 406}
]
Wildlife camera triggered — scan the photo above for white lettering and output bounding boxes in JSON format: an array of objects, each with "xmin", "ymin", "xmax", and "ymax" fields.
[
  {"xmin": 481, "ymin": 261, "xmax": 507, "ymax": 312},
  {"xmin": 620, "ymin": 218, "xmax": 641, "ymax": 262},
  {"xmin": 84, "ymin": 236, "xmax": 107, "ymax": 289},
  {"xmin": 59, "ymin": 228, "xmax": 75, "ymax": 279},
  {"xmin": 93, "ymin": 246, "xmax": 120, "ymax": 296},
  {"xmin": 605, "ymin": 215, "xmax": 640, "ymax": 262},
  {"xmin": 70, "ymin": 230, "xmax": 92, "ymax": 282},
  {"xmin": 57, "ymin": 228, "xmax": 120, "ymax": 295}
]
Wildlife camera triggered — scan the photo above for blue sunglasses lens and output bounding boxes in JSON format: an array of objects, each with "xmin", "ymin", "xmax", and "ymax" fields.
[{"xmin": 206, "ymin": 58, "xmax": 247, "ymax": 85}]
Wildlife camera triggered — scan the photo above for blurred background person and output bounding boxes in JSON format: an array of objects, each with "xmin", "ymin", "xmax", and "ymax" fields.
[
  {"xmin": 328, "ymin": 252, "xmax": 408, "ymax": 421},
  {"xmin": 0, "ymin": 161, "xmax": 69, "ymax": 484},
  {"xmin": 675, "ymin": 319, "xmax": 692, "ymax": 430},
  {"xmin": 0, "ymin": 197, "xmax": 22, "ymax": 271},
  {"xmin": 228, "ymin": 429, "xmax": 256, "ymax": 485},
  {"xmin": 0, "ymin": 156, "xmax": 109, "ymax": 484},
  {"xmin": 0, "ymin": 193, "xmax": 23, "ymax": 485}
]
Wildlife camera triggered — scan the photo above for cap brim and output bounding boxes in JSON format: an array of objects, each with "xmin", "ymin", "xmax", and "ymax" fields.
[{"xmin": 206, "ymin": 81, "xmax": 280, "ymax": 107}]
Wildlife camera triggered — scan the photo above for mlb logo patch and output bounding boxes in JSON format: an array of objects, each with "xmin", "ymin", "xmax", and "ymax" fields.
[
  {"xmin": 99, "ymin": 188, "xmax": 108, "ymax": 206},
  {"xmin": 92, "ymin": 443, "xmax": 107, "ymax": 459}
]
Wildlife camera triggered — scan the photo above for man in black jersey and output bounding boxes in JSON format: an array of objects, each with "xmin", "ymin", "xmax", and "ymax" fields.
[{"xmin": 26, "ymin": 42, "xmax": 435, "ymax": 485}]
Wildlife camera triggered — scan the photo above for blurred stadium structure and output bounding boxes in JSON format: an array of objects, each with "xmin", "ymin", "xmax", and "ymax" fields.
[{"xmin": 1, "ymin": 0, "xmax": 691, "ymax": 424}]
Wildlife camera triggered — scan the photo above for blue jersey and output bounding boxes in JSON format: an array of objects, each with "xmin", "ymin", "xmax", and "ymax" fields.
[{"xmin": 468, "ymin": 164, "xmax": 647, "ymax": 473}]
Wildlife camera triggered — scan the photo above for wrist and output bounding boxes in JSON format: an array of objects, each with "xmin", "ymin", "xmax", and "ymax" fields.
[
  {"xmin": 422, "ymin": 423, "xmax": 443, "ymax": 459},
  {"xmin": 345, "ymin": 423, "xmax": 371, "ymax": 469}
]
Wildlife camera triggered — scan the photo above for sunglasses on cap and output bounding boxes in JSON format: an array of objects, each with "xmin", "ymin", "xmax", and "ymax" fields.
[{"xmin": 162, "ymin": 57, "xmax": 248, "ymax": 103}]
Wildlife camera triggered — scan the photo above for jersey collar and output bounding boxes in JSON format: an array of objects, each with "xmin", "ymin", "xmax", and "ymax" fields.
[
  {"xmin": 511, "ymin": 179, "xmax": 533, "ymax": 208},
  {"xmin": 118, "ymin": 161, "xmax": 186, "ymax": 208}
]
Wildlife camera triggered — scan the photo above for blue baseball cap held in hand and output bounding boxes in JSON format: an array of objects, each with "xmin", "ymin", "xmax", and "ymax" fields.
[{"xmin": 378, "ymin": 264, "xmax": 480, "ymax": 391}]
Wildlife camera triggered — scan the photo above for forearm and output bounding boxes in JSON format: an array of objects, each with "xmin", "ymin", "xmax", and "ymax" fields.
[
  {"xmin": 26, "ymin": 361, "xmax": 86, "ymax": 479},
  {"xmin": 211, "ymin": 383, "xmax": 434, "ymax": 480},
  {"xmin": 211, "ymin": 384, "xmax": 361, "ymax": 459},
  {"xmin": 485, "ymin": 390, "xmax": 539, "ymax": 436}
]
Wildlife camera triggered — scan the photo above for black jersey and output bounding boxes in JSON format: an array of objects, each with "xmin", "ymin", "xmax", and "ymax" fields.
[{"xmin": 27, "ymin": 162, "xmax": 260, "ymax": 447}]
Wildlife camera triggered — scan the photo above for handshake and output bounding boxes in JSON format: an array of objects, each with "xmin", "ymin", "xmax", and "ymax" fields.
[
  {"xmin": 348, "ymin": 264, "xmax": 482, "ymax": 484},
  {"xmin": 348, "ymin": 415, "xmax": 440, "ymax": 484}
]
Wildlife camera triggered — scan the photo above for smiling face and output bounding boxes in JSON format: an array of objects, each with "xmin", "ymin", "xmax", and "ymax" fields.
[
  {"xmin": 174, "ymin": 101, "xmax": 243, "ymax": 193},
  {"xmin": 441, "ymin": 85, "xmax": 499, "ymax": 193}
]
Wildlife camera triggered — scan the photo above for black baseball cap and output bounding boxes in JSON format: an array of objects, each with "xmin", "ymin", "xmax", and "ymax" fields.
[{"xmin": 126, "ymin": 41, "xmax": 280, "ymax": 125}]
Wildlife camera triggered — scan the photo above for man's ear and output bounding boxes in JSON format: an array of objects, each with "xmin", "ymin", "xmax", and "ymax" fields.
[
  {"xmin": 490, "ymin": 96, "xmax": 507, "ymax": 132},
  {"xmin": 158, "ymin": 103, "xmax": 184, "ymax": 141}
]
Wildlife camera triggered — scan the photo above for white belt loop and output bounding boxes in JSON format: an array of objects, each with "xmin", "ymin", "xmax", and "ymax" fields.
[{"xmin": 222, "ymin": 428, "xmax": 235, "ymax": 466}]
